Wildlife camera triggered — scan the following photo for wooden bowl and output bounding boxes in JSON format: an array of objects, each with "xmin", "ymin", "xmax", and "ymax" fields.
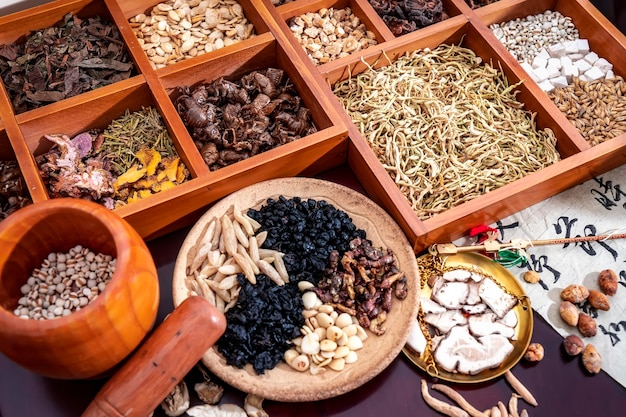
[
  {"xmin": 172, "ymin": 177, "xmax": 420, "ymax": 402},
  {"xmin": 0, "ymin": 198, "xmax": 159, "ymax": 380}
]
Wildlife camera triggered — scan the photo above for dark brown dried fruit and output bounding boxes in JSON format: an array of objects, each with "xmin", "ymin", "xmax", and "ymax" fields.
[
  {"xmin": 598, "ymin": 269, "xmax": 618, "ymax": 296},
  {"xmin": 582, "ymin": 343, "xmax": 602, "ymax": 374},
  {"xmin": 563, "ymin": 334, "xmax": 584, "ymax": 356},
  {"xmin": 560, "ymin": 284, "xmax": 589, "ymax": 304},
  {"xmin": 523, "ymin": 343, "xmax": 544, "ymax": 362},
  {"xmin": 577, "ymin": 312, "xmax": 597, "ymax": 337},
  {"xmin": 559, "ymin": 301, "xmax": 579, "ymax": 326},
  {"xmin": 587, "ymin": 289, "xmax": 610, "ymax": 311}
]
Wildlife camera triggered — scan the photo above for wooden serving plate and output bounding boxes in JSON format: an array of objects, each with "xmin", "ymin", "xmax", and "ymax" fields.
[{"xmin": 172, "ymin": 177, "xmax": 420, "ymax": 402}]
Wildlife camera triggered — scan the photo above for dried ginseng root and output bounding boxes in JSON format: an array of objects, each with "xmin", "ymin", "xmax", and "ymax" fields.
[{"xmin": 334, "ymin": 43, "xmax": 560, "ymax": 220}]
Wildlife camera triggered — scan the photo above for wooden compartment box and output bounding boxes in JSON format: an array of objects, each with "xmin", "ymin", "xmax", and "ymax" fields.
[{"xmin": 0, "ymin": 0, "xmax": 625, "ymax": 249}]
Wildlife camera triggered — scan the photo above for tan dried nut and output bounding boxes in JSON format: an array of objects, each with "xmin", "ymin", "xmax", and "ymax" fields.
[
  {"xmin": 598, "ymin": 269, "xmax": 618, "ymax": 296},
  {"xmin": 344, "ymin": 350, "xmax": 358, "ymax": 364},
  {"xmin": 523, "ymin": 342, "xmax": 544, "ymax": 362},
  {"xmin": 328, "ymin": 357, "xmax": 345, "ymax": 371},
  {"xmin": 290, "ymin": 354, "xmax": 310, "ymax": 371},
  {"xmin": 284, "ymin": 349, "xmax": 299, "ymax": 365},
  {"xmin": 301, "ymin": 333, "xmax": 320, "ymax": 355},
  {"xmin": 335, "ymin": 312, "xmax": 352, "ymax": 328},
  {"xmin": 559, "ymin": 301, "xmax": 580, "ymax": 326},
  {"xmin": 577, "ymin": 312, "xmax": 597, "ymax": 337},
  {"xmin": 298, "ymin": 281, "xmax": 314, "ymax": 291},
  {"xmin": 560, "ymin": 284, "xmax": 589, "ymax": 304},
  {"xmin": 302, "ymin": 291, "xmax": 319, "ymax": 310},
  {"xmin": 320, "ymin": 339, "xmax": 338, "ymax": 352},
  {"xmin": 582, "ymin": 343, "xmax": 602, "ymax": 374},
  {"xmin": 347, "ymin": 335, "xmax": 363, "ymax": 350},
  {"xmin": 588, "ymin": 289, "xmax": 610, "ymax": 311},
  {"xmin": 317, "ymin": 312, "xmax": 334, "ymax": 328},
  {"xmin": 523, "ymin": 270, "xmax": 541, "ymax": 283},
  {"xmin": 563, "ymin": 334, "xmax": 584, "ymax": 356}
]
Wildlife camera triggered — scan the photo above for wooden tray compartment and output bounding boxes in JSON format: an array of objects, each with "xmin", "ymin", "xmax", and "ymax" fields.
[
  {"xmin": 111, "ymin": 0, "xmax": 273, "ymax": 75},
  {"xmin": 320, "ymin": 14, "xmax": 626, "ymax": 252},
  {"xmin": 475, "ymin": 0, "xmax": 626, "ymax": 149},
  {"xmin": 278, "ymin": 0, "xmax": 396, "ymax": 70},
  {"xmin": 0, "ymin": 0, "xmax": 141, "ymax": 116}
]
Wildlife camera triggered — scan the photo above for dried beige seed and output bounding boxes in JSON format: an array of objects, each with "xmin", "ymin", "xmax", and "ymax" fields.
[
  {"xmin": 559, "ymin": 301, "xmax": 580, "ymax": 326},
  {"xmin": 582, "ymin": 343, "xmax": 602, "ymax": 374},
  {"xmin": 523, "ymin": 270, "xmax": 541, "ymax": 284},
  {"xmin": 561, "ymin": 284, "xmax": 589, "ymax": 304}
]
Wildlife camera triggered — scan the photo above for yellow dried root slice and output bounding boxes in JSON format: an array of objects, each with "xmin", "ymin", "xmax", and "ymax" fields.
[
  {"xmin": 114, "ymin": 165, "xmax": 147, "ymax": 192},
  {"xmin": 136, "ymin": 147, "xmax": 161, "ymax": 176}
]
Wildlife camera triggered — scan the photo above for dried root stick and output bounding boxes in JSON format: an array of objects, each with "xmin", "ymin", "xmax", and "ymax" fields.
[
  {"xmin": 497, "ymin": 401, "xmax": 507, "ymax": 417},
  {"xmin": 421, "ymin": 379, "xmax": 470, "ymax": 417},
  {"xmin": 509, "ymin": 393, "xmax": 521, "ymax": 417},
  {"xmin": 432, "ymin": 384, "xmax": 487, "ymax": 417},
  {"xmin": 489, "ymin": 406, "xmax": 500, "ymax": 417},
  {"xmin": 505, "ymin": 371, "xmax": 538, "ymax": 407},
  {"xmin": 520, "ymin": 409, "xmax": 529, "ymax": 417}
]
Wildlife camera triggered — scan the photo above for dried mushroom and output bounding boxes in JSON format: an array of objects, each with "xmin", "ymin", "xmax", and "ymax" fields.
[
  {"xmin": 244, "ymin": 394, "xmax": 268, "ymax": 417},
  {"xmin": 186, "ymin": 404, "xmax": 247, "ymax": 417},
  {"xmin": 194, "ymin": 365, "xmax": 224, "ymax": 405},
  {"xmin": 176, "ymin": 68, "xmax": 317, "ymax": 171},
  {"xmin": 160, "ymin": 380, "xmax": 190, "ymax": 416}
]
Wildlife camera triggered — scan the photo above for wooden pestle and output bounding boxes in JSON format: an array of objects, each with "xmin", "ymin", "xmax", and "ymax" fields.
[{"xmin": 82, "ymin": 296, "xmax": 226, "ymax": 417}]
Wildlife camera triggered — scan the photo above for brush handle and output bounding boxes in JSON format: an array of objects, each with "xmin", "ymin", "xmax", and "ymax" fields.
[{"xmin": 82, "ymin": 296, "xmax": 226, "ymax": 417}]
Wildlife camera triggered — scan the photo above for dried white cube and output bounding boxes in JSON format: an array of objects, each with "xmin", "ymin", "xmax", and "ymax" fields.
[
  {"xmin": 576, "ymin": 39, "xmax": 590, "ymax": 54},
  {"xmin": 593, "ymin": 58, "xmax": 613, "ymax": 72},
  {"xmin": 550, "ymin": 76, "xmax": 569, "ymax": 89},
  {"xmin": 520, "ymin": 62, "xmax": 541, "ymax": 82},
  {"xmin": 532, "ymin": 55, "xmax": 548, "ymax": 69},
  {"xmin": 584, "ymin": 52, "xmax": 600, "ymax": 65},
  {"xmin": 560, "ymin": 56, "xmax": 572, "ymax": 68},
  {"xmin": 532, "ymin": 67, "xmax": 550, "ymax": 83},
  {"xmin": 562, "ymin": 61, "xmax": 579, "ymax": 82},
  {"xmin": 547, "ymin": 57, "xmax": 562, "ymax": 70},
  {"xmin": 546, "ymin": 64, "xmax": 562, "ymax": 79},
  {"xmin": 548, "ymin": 43, "xmax": 566, "ymax": 58},
  {"xmin": 583, "ymin": 66, "xmax": 605, "ymax": 82},
  {"xmin": 574, "ymin": 59, "xmax": 592, "ymax": 73},
  {"xmin": 606, "ymin": 69, "xmax": 615, "ymax": 79},
  {"xmin": 563, "ymin": 40, "xmax": 579, "ymax": 54},
  {"xmin": 569, "ymin": 53, "xmax": 585, "ymax": 62},
  {"xmin": 538, "ymin": 79, "xmax": 555, "ymax": 92}
]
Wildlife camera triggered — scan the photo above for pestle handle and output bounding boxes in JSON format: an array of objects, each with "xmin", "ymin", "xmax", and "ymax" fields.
[{"xmin": 82, "ymin": 296, "xmax": 226, "ymax": 417}]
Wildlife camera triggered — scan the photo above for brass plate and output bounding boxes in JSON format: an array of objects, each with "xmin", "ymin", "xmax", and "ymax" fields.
[
  {"xmin": 172, "ymin": 177, "xmax": 420, "ymax": 402},
  {"xmin": 402, "ymin": 252, "xmax": 533, "ymax": 383}
]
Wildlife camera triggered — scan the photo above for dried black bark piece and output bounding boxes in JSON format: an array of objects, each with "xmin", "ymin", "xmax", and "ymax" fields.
[{"xmin": 0, "ymin": 13, "xmax": 135, "ymax": 114}]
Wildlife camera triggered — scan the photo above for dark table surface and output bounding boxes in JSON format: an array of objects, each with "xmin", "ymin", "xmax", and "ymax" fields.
[{"xmin": 1, "ymin": 165, "xmax": 625, "ymax": 417}]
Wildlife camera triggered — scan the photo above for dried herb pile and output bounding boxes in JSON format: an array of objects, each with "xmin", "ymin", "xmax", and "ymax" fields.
[
  {"xmin": 368, "ymin": 0, "xmax": 449, "ymax": 36},
  {"xmin": 217, "ymin": 196, "xmax": 366, "ymax": 374},
  {"xmin": 176, "ymin": 68, "xmax": 317, "ymax": 171},
  {"xmin": 0, "ymin": 160, "xmax": 32, "ymax": 220},
  {"xmin": 0, "ymin": 13, "xmax": 135, "ymax": 114},
  {"xmin": 334, "ymin": 44, "xmax": 561, "ymax": 219},
  {"xmin": 37, "ymin": 107, "xmax": 189, "ymax": 209}
]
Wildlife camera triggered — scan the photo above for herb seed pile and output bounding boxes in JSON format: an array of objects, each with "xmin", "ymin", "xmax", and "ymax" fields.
[
  {"xmin": 37, "ymin": 107, "xmax": 189, "ymax": 209},
  {"xmin": 14, "ymin": 245, "xmax": 115, "ymax": 320},
  {"xmin": 491, "ymin": 10, "xmax": 626, "ymax": 146},
  {"xmin": 333, "ymin": 44, "xmax": 560, "ymax": 219},
  {"xmin": 0, "ymin": 160, "xmax": 32, "ymax": 221},
  {"xmin": 0, "ymin": 13, "xmax": 134, "ymax": 114}
]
